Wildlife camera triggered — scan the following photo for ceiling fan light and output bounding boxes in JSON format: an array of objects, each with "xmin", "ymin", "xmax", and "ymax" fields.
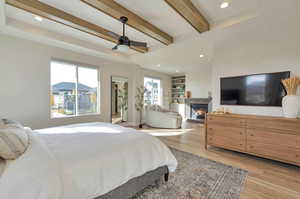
[
  {"xmin": 117, "ymin": 45, "xmax": 130, "ymax": 52},
  {"xmin": 220, "ymin": 1, "xmax": 229, "ymax": 9},
  {"xmin": 34, "ymin": 16, "xmax": 43, "ymax": 22}
]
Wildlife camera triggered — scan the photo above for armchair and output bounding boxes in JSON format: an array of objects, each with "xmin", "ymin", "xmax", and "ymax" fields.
[{"xmin": 144, "ymin": 105, "xmax": 182, "ymax": 129}]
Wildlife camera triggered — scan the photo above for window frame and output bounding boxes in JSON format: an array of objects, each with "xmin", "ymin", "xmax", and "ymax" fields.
[
  {"xmin": 144, "ymin": 76, "xmax": 162, "ymax": 105},
  {"xmin": 50, "ymin": 58, "xmax": 101, "ymax": 119}
]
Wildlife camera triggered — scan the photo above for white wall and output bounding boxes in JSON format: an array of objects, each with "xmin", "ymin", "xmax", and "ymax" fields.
[
  {"xmin": 0, "ymin": 34, "xmax": 170, "ymax": 129},
  {"xmin": 185, "ymin": 65, "xmax": 212, "ymax": 98},
  {"xmin": 211, "ymin": 16, "xmax": 300, "ymax": 117}
]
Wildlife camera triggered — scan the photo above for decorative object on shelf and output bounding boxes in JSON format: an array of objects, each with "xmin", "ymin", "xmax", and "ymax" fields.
[
  {"xmin": 186, "ymin": 91, "xmax": 191, "ymax": 99},
  {"xmin": 212, "ymin": 107, "xmax": 230, "ymax": 115},
  {"xmin": 135, "ymin": 86, "xmax": 147, "ymax": 128},
  {"xmin": 208, "ymin": 91, "xmax": 212, "ymax": 98},
  {"xmin": 281, "ymin": 77, "xmax": 300, "ymax": 118}
]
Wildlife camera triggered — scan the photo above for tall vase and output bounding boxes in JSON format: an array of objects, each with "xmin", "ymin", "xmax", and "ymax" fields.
[{"xmin": 282, "ymin": 95, "xmax": 300, "ymax": 118}]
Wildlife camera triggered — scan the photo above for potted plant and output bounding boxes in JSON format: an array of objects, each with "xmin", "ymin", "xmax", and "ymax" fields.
[
  {"xmin": 135, "ymin": 86, "xmax": 146, "ymax": 128},
  {"xmin": 281, "ymin": 76, "xmax": 300, "ymax": 118}
]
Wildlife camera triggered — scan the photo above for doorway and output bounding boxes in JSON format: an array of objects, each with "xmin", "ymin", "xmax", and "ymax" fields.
[{"xmin": 111, "ymin": 76, "xmax": 128, "ymax": 124}]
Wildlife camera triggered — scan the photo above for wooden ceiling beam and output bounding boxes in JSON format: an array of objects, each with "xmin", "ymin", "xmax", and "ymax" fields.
[
  {"xmin": 5, "ymin": 0, "xmax": 148, "ymax": 53},
  {"xmin": 164, "ymin": 0, "xmax": 209, "ymax": 33},
  {"xmin": 81, "ymin": 0, "xmax": 173, "ymax": 45}
]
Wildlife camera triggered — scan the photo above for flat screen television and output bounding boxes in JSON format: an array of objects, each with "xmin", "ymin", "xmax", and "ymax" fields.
[{"xmin": 221, "ymin": 71, "xmax": 290, "ymax": 107}]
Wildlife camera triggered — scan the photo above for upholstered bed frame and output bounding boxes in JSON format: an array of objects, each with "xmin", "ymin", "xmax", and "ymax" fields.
[{"xmin": 95, "ymin": 166, "xmax": 169, "ymax": 199}]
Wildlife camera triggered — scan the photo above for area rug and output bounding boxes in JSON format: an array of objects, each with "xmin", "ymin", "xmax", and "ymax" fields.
[{"xmin": 134, "ymin": 148, "xmax": 248, "ymax": 199}]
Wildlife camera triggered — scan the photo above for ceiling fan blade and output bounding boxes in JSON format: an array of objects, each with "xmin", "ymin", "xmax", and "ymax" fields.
[
  {"xmin": 112, "ymin": 45, "xmax": 118, "ymax": 50},
  {"xmin": 107, "ymin": 31, "xmax": 120, "ymax": 39},
  {"xmin": 130, "ymin": 40, "xmax": 147, "ymax": 47}
]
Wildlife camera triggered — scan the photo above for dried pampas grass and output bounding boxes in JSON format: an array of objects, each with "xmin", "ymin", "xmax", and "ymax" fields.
[{"xmin": 282, "ymin": 77, "xmax": 300, "ymax": 95}]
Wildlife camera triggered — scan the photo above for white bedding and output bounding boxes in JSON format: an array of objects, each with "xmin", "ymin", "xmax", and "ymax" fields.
[{"xmin": 0, "ymin": 122, "xmax": 177, "ymax": 199}]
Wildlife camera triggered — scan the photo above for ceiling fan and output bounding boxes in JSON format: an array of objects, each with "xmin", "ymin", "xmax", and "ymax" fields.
[{"xmin": 108, "ymin": 16, "xmax": 147, "ymax": 51}]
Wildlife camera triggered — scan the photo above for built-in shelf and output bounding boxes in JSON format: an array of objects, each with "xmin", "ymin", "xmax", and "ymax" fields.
[{"xmin": 171, "ymin": 76, "xmax": 185, "ymax": 104}]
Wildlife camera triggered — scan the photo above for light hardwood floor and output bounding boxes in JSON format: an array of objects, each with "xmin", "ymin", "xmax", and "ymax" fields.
[{"xmin": 139, "ymin": 122, "xmax": 300, "ymax": 199}]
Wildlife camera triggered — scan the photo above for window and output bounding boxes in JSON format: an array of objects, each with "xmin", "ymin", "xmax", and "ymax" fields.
[
  {"xmin": 50, "ymin": 60, "xmax": 99, "ymax": 118},
  {"xmin": 144, "ymin": 77, "xmax": 161, "ymax": 105}
]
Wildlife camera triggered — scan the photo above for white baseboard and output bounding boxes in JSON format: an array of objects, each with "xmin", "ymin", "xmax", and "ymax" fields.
[{"xmin": 119, "ymin": 121, "xmax": 139, "ymax": 126}]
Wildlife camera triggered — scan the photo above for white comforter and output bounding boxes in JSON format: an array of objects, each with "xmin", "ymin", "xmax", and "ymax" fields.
[{"xmin": 0, "ymin": 123, "xmax": 177, "ymax": 199}]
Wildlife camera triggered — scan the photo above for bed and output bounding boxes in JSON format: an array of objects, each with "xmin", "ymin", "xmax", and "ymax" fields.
[{"xmin": 0, "ymin": 122, "xmax": 177, "ymax": 199}]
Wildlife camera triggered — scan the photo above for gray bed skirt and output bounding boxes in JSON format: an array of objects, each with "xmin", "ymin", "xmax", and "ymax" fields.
[{"xmin": 95, "ymin": 166, "xmax": 169, "ymax": 199}]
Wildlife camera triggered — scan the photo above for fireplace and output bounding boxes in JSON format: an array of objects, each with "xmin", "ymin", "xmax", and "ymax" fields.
[
  {"xmin": 190, "ymin": 103, "xmax": 208, "ymax": 120},
  {"xmin": 185, "ymin": 98, "xmax": 212, "ymax": 123}
]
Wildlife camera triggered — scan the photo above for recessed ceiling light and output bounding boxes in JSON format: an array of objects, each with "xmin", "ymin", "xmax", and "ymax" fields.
[
  {"xmin": 220, "ymin": 1, "xmax": 229, "ymax": 9},
  {"xmin": 157, "ymin": 64, "xmax": 161, "ymax": 67},
  {"xmin": 200, "ymin": 54, "xmax": 204, "ymax": 58},
  {"xmin": 34, "ymin": 16, "xmax": 43, "ymax": 22}
]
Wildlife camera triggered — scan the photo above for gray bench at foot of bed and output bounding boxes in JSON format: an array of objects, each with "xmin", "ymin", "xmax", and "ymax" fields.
[{"xmin": 95, "ymin": 166, "xmax": 169, "ymax": 199}]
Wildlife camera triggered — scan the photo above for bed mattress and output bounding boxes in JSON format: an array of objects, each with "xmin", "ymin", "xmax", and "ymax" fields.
[{"xmin": 0, "ymin": 122, "xmax": 177, "ymax": 199}]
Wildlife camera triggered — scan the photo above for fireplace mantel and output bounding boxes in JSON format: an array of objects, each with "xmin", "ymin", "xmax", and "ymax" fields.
[{"xmin": 185, "ymin": 97, "xmax": 212, "ymax": 104}]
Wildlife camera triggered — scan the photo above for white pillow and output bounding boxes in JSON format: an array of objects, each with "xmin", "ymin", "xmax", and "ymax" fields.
[{"xmin": 0, "ymin": 119, "xmax": 30, "ymax": 160}]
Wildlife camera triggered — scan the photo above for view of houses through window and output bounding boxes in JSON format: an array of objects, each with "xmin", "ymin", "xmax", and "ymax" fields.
[
  {"xmin": 50, "ymin": 60, "xmax": 99, "ymax": 118},
  {"xmin": 144, "ymin": 77, "xmax": 161, "ymax": 105}
]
